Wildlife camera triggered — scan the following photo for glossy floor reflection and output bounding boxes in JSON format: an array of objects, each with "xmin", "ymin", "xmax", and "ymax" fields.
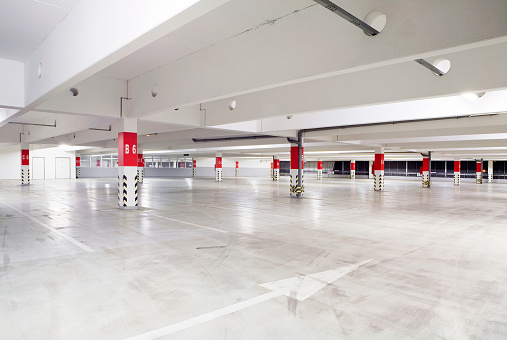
[{"xmin": 1, "ymin": 177, "xmax": 506, "ymax": 339}]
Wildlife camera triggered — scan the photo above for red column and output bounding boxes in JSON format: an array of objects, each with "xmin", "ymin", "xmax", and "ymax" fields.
[
  {"xmin": 422, "ymin": 157, "xmax": 430, "ymax": 188},
  {"xmin": 374, "ymin": 153, "xmax": 384, "ymax": 191},
  {"xmin": 118, "ymin": 131, "xmax": 138, "ymax": 208},
  {"xmin": 273, "ymin": 157, "xmax": 280, "ymax": 181},
  {"xmin": 21, "ymin": 148, "xmax": 30, "ymax": 185},
  {"xmin": 137, "ymin": 153, "xmax": 145, "ymax": 183},
  {"xmin": 215, "ymin": 153, "xmax": 223, "ymax": 181},
  {"xmin": 454, "ymin": 160, "xmax": 460, "ymax": 186},
  {"xmin": 350, "ymin": 160, "xmax": 356, "ymax": 179},
  {"xmin": 476, "ymin": 160, "xmax": 482, "ymax": 184},
  {"xmin": 76, "ymin": 156, "xmax": 81, "ymax": 178},
  {"xmin": 235, "ymin": 161, "xmax": 239, "ymax": 176},
  {"xmin": 317, "ymin": 160, "xmax": 323, "ymax": 180},
  {"xmin": 290, "ymin": 146, "xmax": 304, "ymax": 196},
  {"xmin": 193, "ymin": 159, "xmax": 197, "ymax": 177}
]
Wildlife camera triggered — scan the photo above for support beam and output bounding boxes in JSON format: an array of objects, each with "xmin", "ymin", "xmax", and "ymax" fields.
[
  {"xmin": 374, "ymin": 148, "xmax": 384, "ymax": 191},
  {"xmin": 290, "ymin": 144, "xmax": 304, "ymax": 198},
  {"xmin": 350, "ymin": 160, "xmax": 356, "ymax": 179},
  {"xmin": 422, "ymin": 156, "xmax": 430, "ymax": 188},
  {"xmin": 317, "ymin": 159, "xmax": 323, "ymax": 180},
  {"xmin": 118, "ymin": 118, "xmax": 138, "ymax": 209},
  {"xmin": 76, "ymin": 155, "xmax": 81, "ymax": 179},
  {"xmin": 137, "ymin": 150, "xmax": 145, "ymax": 184},
  {"xmin": 476, "ymin": 160, "xmax": 483, "ymax": 184},
  {"xmin": 488, "ymin": 160, "xmax": 494, "ymax": 183},
  {"xmin": 273, "ymin": 155, "xmax": 280, "ymax": 181},
  {"xmin": 21, "ymin": 143, "xmax": 30, "ymax": 186},
  {"xmin": 215, "ymin": 151, "xmax": 222, "ymax": 182},
  {"xmin": 454, "ymin": 160, "xmax": 461, "ymax": 186}
]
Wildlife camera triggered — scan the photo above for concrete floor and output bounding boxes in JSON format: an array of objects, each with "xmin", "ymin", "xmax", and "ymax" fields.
[{"xmin": 1, "ymin": 177, "xmax": 506, "ymax": 339}]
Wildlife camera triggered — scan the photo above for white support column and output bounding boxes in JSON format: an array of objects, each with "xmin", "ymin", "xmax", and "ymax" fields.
[
  {"xmin": 476, "ymin": 160, "xmax": 483, "ymax": 184},
  {"xmin": 215, "ymin": 151, "xmax": 223, "ymax": 182},
  {"xmin": 422, "ymin": 157, "xmax": 430, "ymax": 188},
  {"xmin": 350, "ymin": 160, "xmax": 356, "ymax": 179},
  {"xmin": 21, "ymin": 143, "xmax": 30, "ymax": 186},
  {"xmin": 76, "ymin": 155, "xmax": 81, "ymax": 178},
  {"xmin": 118, "ymin": 118, "xmax": 138, "ymax": 209},
  {"xmin": 317, "ymin": 159, "xmax": 323, "ymax": 180},
  {"xmin": 290, "ymin": 145, "xmax": 304, "ymax": 197},
  {"xmin": 137, "ymin": 150, "xmax": 145, "ymax": 184},
  {"xmin": 273, "ymin": 155, "xmax": 280, "ymax": 181},
  {"xmin": 368, "ymin": 160, "xmax": 373, "ymax": 179},
  {"xmin": 454, "ymin": 160, "xmax": 461, "ymax": 186},
  {"xmin": 374, "ymin": 148, "xmax": 384, "ymax": 191},
  {"xmin": 488, "ymin": 160, "xmax": 494, "ymax": 183}
]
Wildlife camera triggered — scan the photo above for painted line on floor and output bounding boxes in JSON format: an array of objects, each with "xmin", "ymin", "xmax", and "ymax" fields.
[
  {"xmin": 151, "ymin": 214, "xmax": 227, "ymax": 234},
  {"xmin": 123, "ymin": 291, "xmax": 283, "ymax": 340},
  {"xmin": 124, "ymin": 259, "xmax": 373, "ymax": 339},
  {"xmin": 1, "ymin": 201, "xmax": 95, "ymax": 253},
  {"xmin": 167, "ymin": 199, "xmax": 308, "ymax": 221}
]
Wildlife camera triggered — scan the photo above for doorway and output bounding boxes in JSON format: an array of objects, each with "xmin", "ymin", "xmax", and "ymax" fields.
[
  {"xmin": 55, "ymin": 157, "xmax": 71, "ymax": 179},
  {"xmin": 32, "ymin": 157, "xmax": 45, "ymax": 179}
]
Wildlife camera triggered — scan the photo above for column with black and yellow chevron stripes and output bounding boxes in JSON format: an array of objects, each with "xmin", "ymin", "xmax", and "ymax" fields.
[
  {"xmin": 21, "ymin": 146, "xmax": 30, "ymax": 186},
  {"xmin": 117, "ymin": 119, "xmax": 139, "ymax": 209}
]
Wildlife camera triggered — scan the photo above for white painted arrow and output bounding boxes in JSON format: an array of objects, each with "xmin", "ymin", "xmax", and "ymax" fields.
[
  {"xmin": 124, "ymin": 259, "xmax": 373, "ymax": 340},
  {"xmin": 259, "ymin": 258, "xmax": 374, "ymax": 301}
]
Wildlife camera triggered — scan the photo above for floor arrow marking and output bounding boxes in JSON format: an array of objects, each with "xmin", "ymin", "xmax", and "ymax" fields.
[
  {"xmin": 124, "ymin": 259, "xmax": 373, "ymax": 340},
  {"xmin": 259, "ymin": 259, "xmax": 373, "ymax": 301}
]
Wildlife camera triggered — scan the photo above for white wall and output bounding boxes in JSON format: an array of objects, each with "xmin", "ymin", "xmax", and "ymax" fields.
[
  {"xmin": 31, "ymin": 147, "xmax": 76, "ymax": 180},
  {"xmin": 0, "ymin": 146, "xmax": 21, "ymax": 179},
  {"xmin": 0, "ymin": 58, "xmax": 24, "ymax": 108},
  {"xmin": 0, "ymin": 145, "xmax": 76, "ymax": 180},
  {"xmin": 194, "ymin": 157, "xmax": 272, "ymax": 177}
]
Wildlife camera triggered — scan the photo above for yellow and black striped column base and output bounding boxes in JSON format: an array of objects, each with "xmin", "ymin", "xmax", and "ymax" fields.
[
  {"xmin": 289, "ymin": 171, "xmax": 304, "ymax": 197},
  {"xmin": 118, "ymin": 166, "xmax": 138, "ymax": 209},
  {"xmin": 476, "ymin": 173, "xmax": 483, "ymax": 184},
  {"xmin": 422, "ymin": 172, "xmax": 430, "ymax": 188},
  {"xmin": 374, "ymin": 171, "xmax": 384, "ymax": 191},
  {"xmin": 137, "ymin": 167, "xmax": 144, "ymax": 183},
  {"xmin": 454, "ymin": 172, "xmax": 460, "ymax": 186},
  {"xmin": 215, "ymin": 169, "xmax": 223, "ymax": 182},
  {"xmin": 21, "ymin": 166, "xmax": 30, "ymax": 185},
  {"xmin": 273, "ymin": 169, "xmax": 279, "ymax": 181}
]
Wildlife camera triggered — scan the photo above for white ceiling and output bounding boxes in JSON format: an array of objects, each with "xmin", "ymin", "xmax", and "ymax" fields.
[
  {"xmin": 1, "ymin": 0, "xmax": 507, "ymax": 161},
  {"xmin": 0, "ymin": 0, "xmax": 79, "ymax": 61},
  {"xmin": 97, "ymin": 0, "xmax": 313, "ymax": 80}
]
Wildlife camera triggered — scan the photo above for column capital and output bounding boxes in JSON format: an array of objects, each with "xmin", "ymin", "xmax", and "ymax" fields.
[{"xmin": 119, "ymin": 117, "xmax": 137, "ymax": 133}]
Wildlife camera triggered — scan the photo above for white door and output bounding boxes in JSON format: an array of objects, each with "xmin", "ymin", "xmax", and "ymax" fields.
[
  {"xmin": 55, "ymin": 157, "xmax": 71, "ymax": 179},
  {"xmin": 32, "ymin": 157, "xmax": 45, "ymax": 179}
]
